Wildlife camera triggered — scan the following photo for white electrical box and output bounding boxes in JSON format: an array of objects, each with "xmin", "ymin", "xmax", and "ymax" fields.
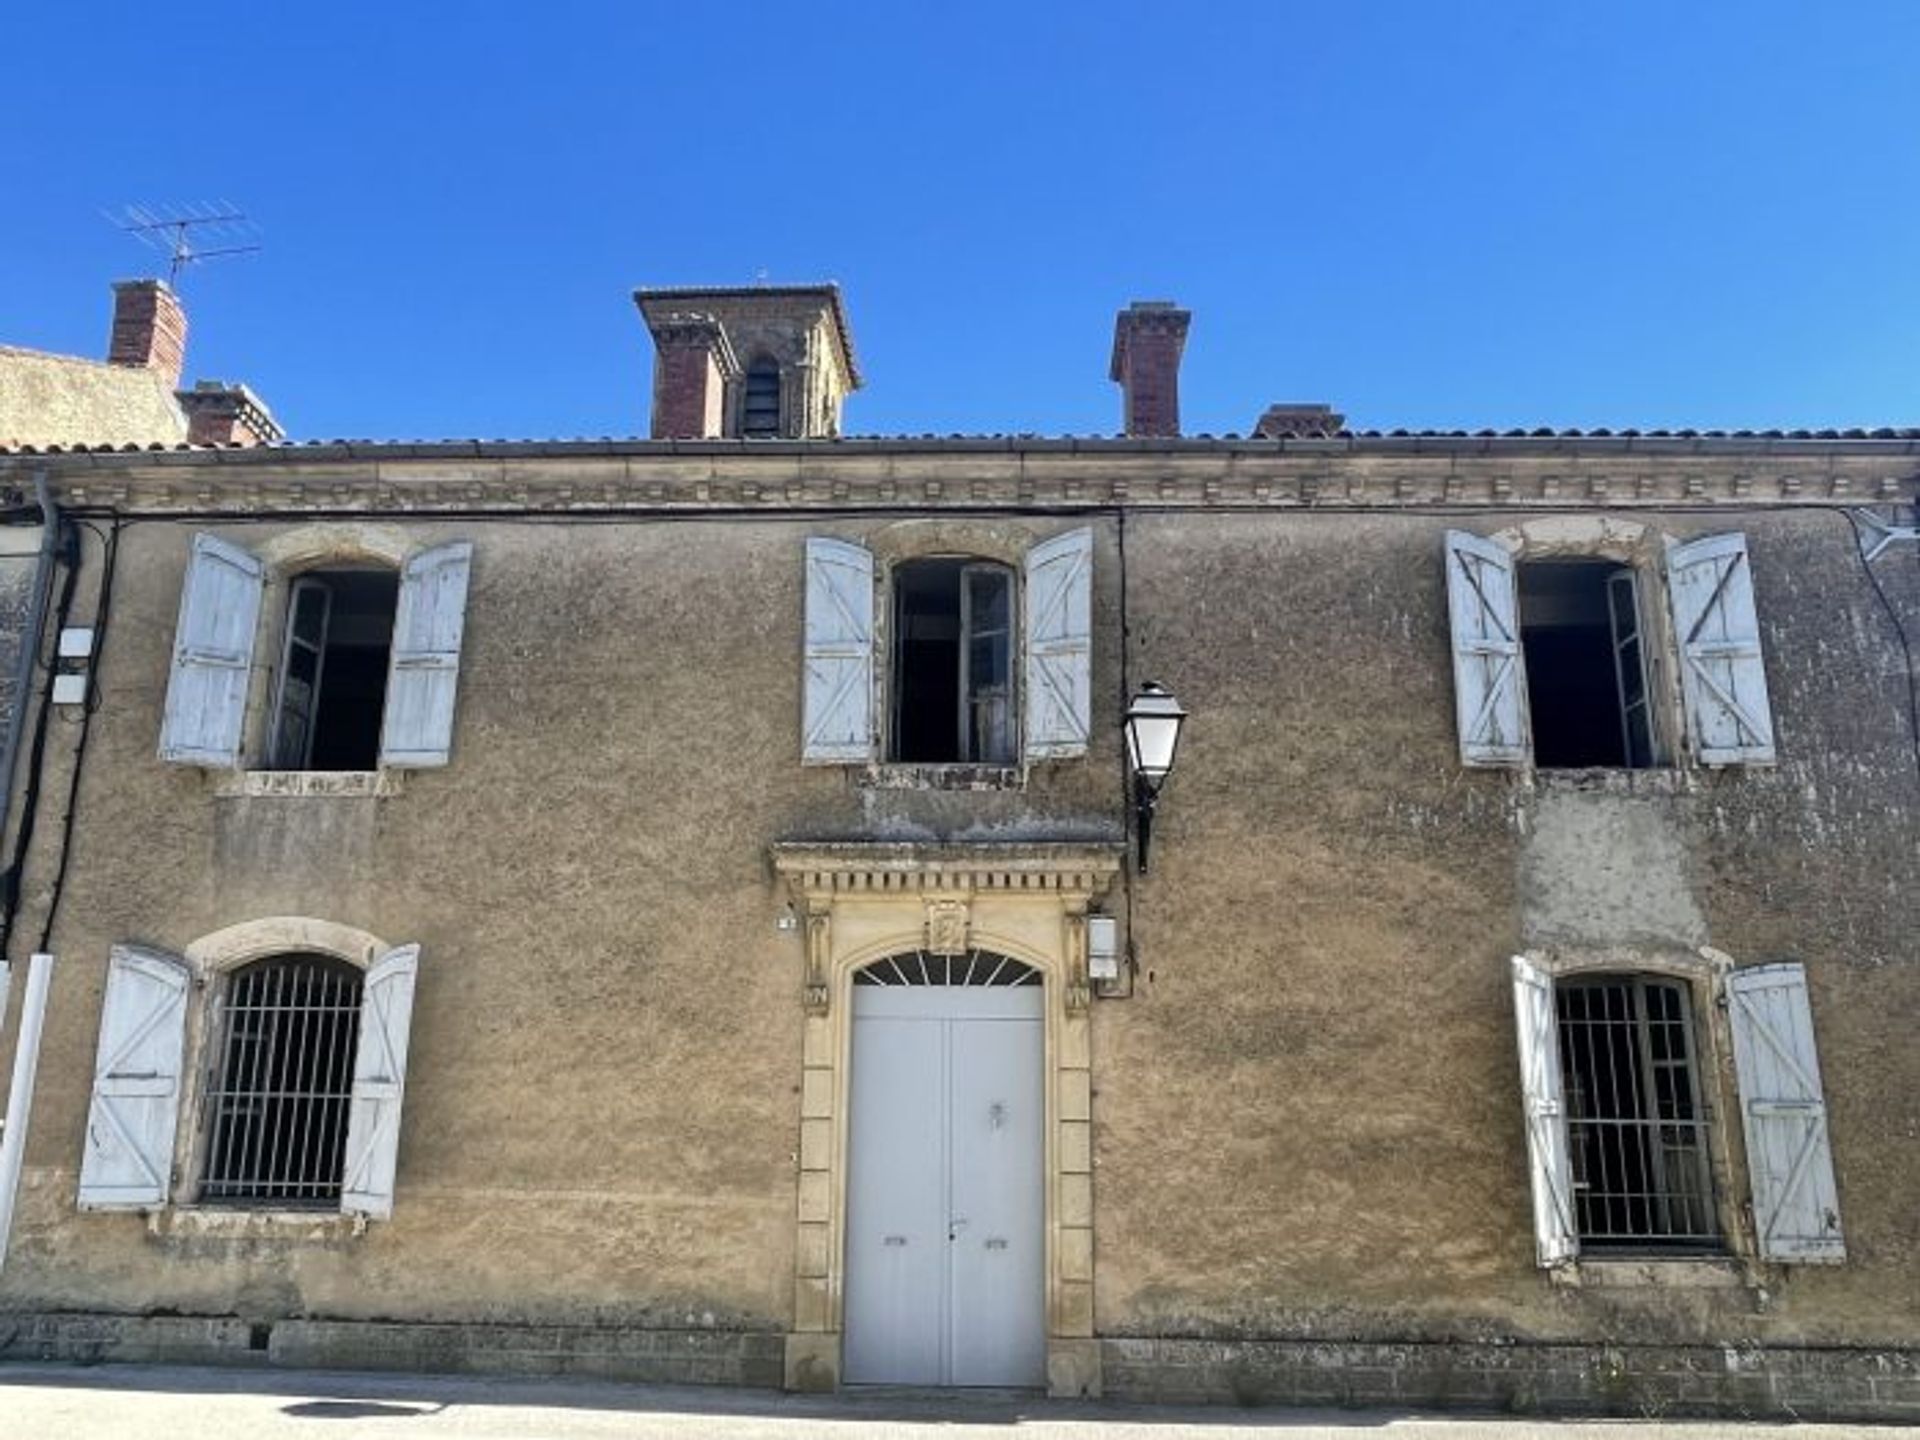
[
  {"xmin": 58, "ymin": 627, "xmax": 95, "ymax": 659},
  {"xmin": 52, "ymin": 674, "xmax": 88, "ymax": 706},
  {"xmin": 1087, "ymin": 914, "xmax": 1120, "ymax": 981}
]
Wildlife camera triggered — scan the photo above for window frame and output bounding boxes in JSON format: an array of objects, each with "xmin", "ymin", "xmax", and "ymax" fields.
[
  {"xmin": 1513, "ymin": 948, "xmax": 1754, "ymax": 1273},
  {"xmin": 1514, "ymin": 556, "xmax": 1670, "ymax": 771},
  {"xmin": 1554, "ymin": 971, "xmax": 1719, "ymax": 1252},
  {"xmin": 196, "ymin": 952, "xmax": 365, "ymax": 1210},
  {"xmin": 800, "ymin": 523, "xmax": 1094, "ymax": 778},
  {"xmin": 885, "ymin": 554, "xmax": 1020, "ymax": 768},
  {"xmin": 158, "ymin": 525, "xmax": 473, "ymax": 781},
  {"xmin": 170, "ymin": 918, "xmax": 411, "ymax": 1221},
  {"xmin": 1452, "ymin": 520, "xmax": 1698, "ymax": 775}
]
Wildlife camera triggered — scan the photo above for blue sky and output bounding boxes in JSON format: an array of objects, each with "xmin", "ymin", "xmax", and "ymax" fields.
[{"xmin": 4, "ymin": 3, "xmax": 1917, "ymax": 440}]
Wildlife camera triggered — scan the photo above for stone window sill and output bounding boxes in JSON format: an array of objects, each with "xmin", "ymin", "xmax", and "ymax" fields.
[
  {"xmin": 1528, "ymin": 767, "xmax": 1696, "ymax": 799},
  {"xmin": 212, "ymin": 770, "xmax": 405, "ymax": 799},
  {"xmin": 858, "ymin": 763, "xmax": 1026, "ymax": 792},
  {"xmin": 145, "ymin": 1207, "xmax": 367, "ymax": 1241},
  {"xmin": 1552, "ymin": 1256, "xmax": 1746, "ymax": 1289}
]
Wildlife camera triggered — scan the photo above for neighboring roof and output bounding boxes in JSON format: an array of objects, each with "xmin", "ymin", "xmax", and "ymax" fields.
[
  {"xmin": 634, "ymin": 284, "xmax": 862, "ymax": 388},
  {"xmin": 0, "ymin": 344, "xmax": 187, "ymax": 450}
]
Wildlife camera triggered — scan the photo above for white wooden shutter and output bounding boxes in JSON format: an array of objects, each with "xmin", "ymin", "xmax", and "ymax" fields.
[
  {"xmin": 1445, "ymin": 531, "xmax": 1526, "ymax": 766},
  {"xmin": 1023, "ymin": 527, "xmax": 1093, "ymax": 759},
  {"xmin": 1666, "ymin": 532, "xmax": 1775, "ymax": 765},
  {"xmin": 1726, "ymin": 964, "xmax": 1845, "ymax": 1263},
  {"xmin": 158, "ymin": 533, "xmax": 264, "ymax": 767},
  {"xmin": 802, "ymin": 537, "xmax": 875, "ymax": 763},
  {"xmin": 76, "ymin": 946, "xmax": 190, "ymax": 1211},
  {"xmin": 1511, "ymin": 956, "xmax": 1577, "ymax": 1266},
  {"xmin": 341, "ymin": 943, "xmax": 420, "ymax": 1219},
  {"xmin": 380, "ymin": 542, "xmax": 473, "ymax": 768}
]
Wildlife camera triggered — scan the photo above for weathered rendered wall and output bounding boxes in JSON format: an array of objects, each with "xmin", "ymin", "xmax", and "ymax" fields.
[
  {"xmin": 0, "ymin": 447, "xmax": 1914, "ymax": 1414},
  {"xmin": 1099, "ymin": 508, "xmax": 1920, "ymax": 1354}
]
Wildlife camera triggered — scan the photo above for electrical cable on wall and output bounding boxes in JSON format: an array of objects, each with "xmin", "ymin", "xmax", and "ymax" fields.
[
  {"xmin": 1843, "ymin": 505, "xmax": 1920, "ymax": 787},
  {"xmin": 37, "ymin": 519, "xmax": 121, "ymax": 952}
]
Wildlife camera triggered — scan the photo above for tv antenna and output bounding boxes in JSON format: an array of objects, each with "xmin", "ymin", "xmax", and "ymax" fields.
[{"xmin": 107, "ymin": 202, "xmax": 262, "ymax": 284}]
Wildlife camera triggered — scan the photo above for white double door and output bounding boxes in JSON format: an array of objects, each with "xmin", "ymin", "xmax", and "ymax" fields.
[{"xmin": 843, "ymin": 983, "xmax": 1046, "ymax": 1387}]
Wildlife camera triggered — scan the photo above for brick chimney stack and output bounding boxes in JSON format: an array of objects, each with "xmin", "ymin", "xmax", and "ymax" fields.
[
  {"xmin": 107, "ymin": 279, "xmax": 188, "ymax": 390},
  {"xmin": 641, "ymin": 312, "xmax": 740, "ymax": 439},
  {"xmin": 177, "ymin": 381, "xmax": 284, "ymax": 448},
  {"xmin": 1110, "ymin": 300, "xmax": 1191, "ymax": 438}
]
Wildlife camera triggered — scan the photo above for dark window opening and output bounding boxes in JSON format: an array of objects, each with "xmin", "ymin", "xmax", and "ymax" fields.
[
  {"xmin": 742, "ymin": 361, "xmax": 782, "ymax": 438},
  {"xmin": 202, "ymin": 954, "xmax": 363, "ymax": 1207},
  {"xmin": 267, "ymin": 568, "xmax": 397, "ymax": 770},
  {"xmin": 891, "ymin": 558, "xmax": 1014, "ymax": 764},
  {"xmin": 1518, "ymin": 560, "xmax": 1655, "ymax": 768},
  {"xmin": 1557, "ymin": 974, "xmax": 1718, "ymax": 1249}
]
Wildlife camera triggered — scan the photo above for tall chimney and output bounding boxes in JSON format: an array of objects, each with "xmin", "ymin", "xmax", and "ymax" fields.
[
  {"xmin": 178, "ymin": 381, "xmax": 284, "ymax": 448},
  {"xmin": 640, "ymin": 311, "xmax": 740, "ymax": 440},
  {"xmin": 1109, "ymin": 300, "xmax": 1190, "ymax": 438},
  {"xmin": 107, "ymin": 279, "xmax": 188, "ymax": 390}
]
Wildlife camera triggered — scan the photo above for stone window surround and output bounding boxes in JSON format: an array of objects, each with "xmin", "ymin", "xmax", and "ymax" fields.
[
  {"xmin": 155, "ymin": 915, "xmax": 388, "ymax": 1233},
  {"xmin": 1520, "ymin": 943, "xmax": 1767, "ymax": 1290},
  {"xmin": 858, "ymin": 518, "xmax": 1058, "ymax": 784},
  {"xmin": 1485, "ymin": 515, "xmax": 1691, "ymax": 779},
  {"xmin": 214, "ymin": 522, "xmax": 428, "ymax": 787},
  {"xmin": 772, "ymin": 841, "xmax": 1122, "ymax": 1398}
]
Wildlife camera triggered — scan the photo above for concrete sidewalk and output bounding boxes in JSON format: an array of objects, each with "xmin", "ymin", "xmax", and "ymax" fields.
[{"xmin": 0, "ymin": 1364, "xmax": 1908, "ymax": 1438}]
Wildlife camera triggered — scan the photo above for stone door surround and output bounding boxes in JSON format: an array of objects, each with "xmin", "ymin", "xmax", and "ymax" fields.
[{"xmin": 771, "ymin": 841, "xmax": 1122, "ymax": 1398}]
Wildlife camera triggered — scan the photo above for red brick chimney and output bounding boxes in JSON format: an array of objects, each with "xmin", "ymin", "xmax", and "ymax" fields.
[
  {"xmin": 1109, "ymin": 300, "xmax": 1190, "ymax": 438},
  {"xmin": 177, "ymin": 381, "xmax": 284, "ymax": 448},
  {"xmin": 107, "ymin": 279, "xmax": 188, "ymax": 389},
  {"xmin": 639, "ymin": 311, "xmax": 740, "ymax": 439}
]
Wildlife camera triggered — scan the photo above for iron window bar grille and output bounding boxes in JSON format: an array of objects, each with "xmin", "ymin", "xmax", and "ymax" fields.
[
  {"xmin": 1557, "ymin": 974, "xmax": 1719, "ymax": 1249},
  {"xmin": 202, "ymin": 955, "xmax": 362, "ymax": 1206},
  {"xmin": 854, "ymin": 949, "xmax": 1041, "ymax": 987}
]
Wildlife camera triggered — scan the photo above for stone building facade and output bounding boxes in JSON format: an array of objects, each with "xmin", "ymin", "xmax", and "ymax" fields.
[{"xmin": 0, "ymin": 285, "xmax": 1915, "ymax": 1419}]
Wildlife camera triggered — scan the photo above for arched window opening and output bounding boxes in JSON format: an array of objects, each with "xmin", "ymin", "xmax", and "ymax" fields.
[
  {"xmin": 268, "ymin": 567, "xmax": 398, "ymax": 770},
  {"xmin": 854, "ymin": 949, "xmax": 1040, "ymax": 987},
  {"xmin": 1556, "ymin": 973, "xmax": 1716, "ymax": 1247},
  {"xmin": 891, "ymin": 557, "xmax": 1014, "ymax": 764},
  {"xmin": 742, "ymin": 361, "xmax": 782, "ymax": 438},
  {"xmin": 1517, "ymin": 560, "xmax": 1657, "ymax": 768},
  {"xmin": 202, "ymin": 954, "xmax": 363, "ymax": 1206}
]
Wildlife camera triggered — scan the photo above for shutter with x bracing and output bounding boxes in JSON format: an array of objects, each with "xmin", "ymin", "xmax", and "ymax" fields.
[
  {"xmin": 1444, "ymin": 531, "xmax": 1526, "ymax": 766},
  {"xmin": 1726, "ymin": 963, "xmax": 1845, "ymax": 1263},
  {"xmin": 380, "ymin": 542, "xmax": 474, "ymax": 768},
  {"xmin": 159, "ymin": 534, "xmax": 265, "ymax": 768},
  {"xmin": 76, "ymin": 947, "xmax": 191, "ymax": 1210},
  {"xmin": 1023, "ymin": 527, "xmax": 1093, "ymax": 759},
  {"xmin": 802, "ymin": 537, "xmax": 875, "ymax": 763},
  {"xmin": 1511, "ymin": 955, "xmax": 1578, "ymax": 1266},
  {"xmin": 340, "ymin": 943, "xmax": 421, "ymax": 1219},
  {"xmin": 1666, "ymin": 532, "xmax": 1775, "ymax": 765}
]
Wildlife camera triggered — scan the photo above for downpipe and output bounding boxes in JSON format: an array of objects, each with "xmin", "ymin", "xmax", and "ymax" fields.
[{"xmin": 0, "ymin": 471, "xmax": 59, "ymax": 856}]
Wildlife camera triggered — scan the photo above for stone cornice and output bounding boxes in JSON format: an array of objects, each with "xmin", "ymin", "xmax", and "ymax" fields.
[
  {"xmin": 772, "ymin": 841, "xmax": 1123, "ymax": 900},
  {"xmin": 2, "ymin": 438, "xmax": 1914, "ymax": 514}
]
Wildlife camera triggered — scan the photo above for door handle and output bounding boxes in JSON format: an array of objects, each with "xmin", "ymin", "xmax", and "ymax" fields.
[{"xmin": 948, "ymin": 1217, "xmax": 968, "ymax": 1241}]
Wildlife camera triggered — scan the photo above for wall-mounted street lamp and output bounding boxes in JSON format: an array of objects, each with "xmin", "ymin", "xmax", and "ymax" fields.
[{"xmin": 1123, "ymin": 681, "xmax": 1188, "ymax": 874}]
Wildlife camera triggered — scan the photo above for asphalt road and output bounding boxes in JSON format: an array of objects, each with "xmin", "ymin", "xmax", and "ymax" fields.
[{"xmin": 0, "ymin": 1365, "xmax": 1906, "ymax": 1439}]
